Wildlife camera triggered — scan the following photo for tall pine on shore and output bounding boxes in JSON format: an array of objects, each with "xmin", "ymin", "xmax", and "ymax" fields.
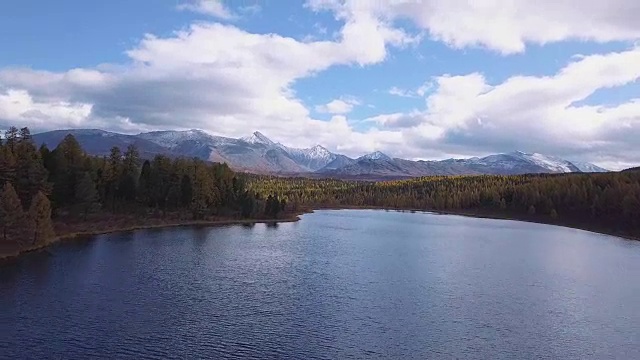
[
  {"xmin": 0, "ymin": 183, "xmax": 27, "ymax": 248},
  {"xmin": 29, "ymin": 191, "xmax": 55, "ymax": 246}
]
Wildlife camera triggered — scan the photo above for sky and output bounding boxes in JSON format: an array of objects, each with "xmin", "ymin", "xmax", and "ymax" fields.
[{"xmin": 0, "ymin": 0, "xmax": 639, "ymax": 169}]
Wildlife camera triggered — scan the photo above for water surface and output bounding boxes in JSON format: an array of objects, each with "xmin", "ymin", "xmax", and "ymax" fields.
[{"xmin": 2, "ymin": 210, "xmax": 639, "ymax": 359}]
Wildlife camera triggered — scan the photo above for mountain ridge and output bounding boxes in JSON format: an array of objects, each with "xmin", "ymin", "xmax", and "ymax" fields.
[{"xmin": 32, "ymin": 128, "xmax": 609, "ymax": 179}]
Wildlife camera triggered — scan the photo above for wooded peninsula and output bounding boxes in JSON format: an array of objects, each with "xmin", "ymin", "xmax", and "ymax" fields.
[
  {"xmin": 0, "ymin": 126, "xmax": 287, "ymax": 259},
  {"xmin": 1, "ymin": 126, "xmax": 639, "ymax": 259}
]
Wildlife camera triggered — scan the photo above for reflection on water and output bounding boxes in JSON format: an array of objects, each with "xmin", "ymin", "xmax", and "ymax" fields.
[{"xmin": 1, "ymin": 210, "xmax": 639, "ymax": 359}]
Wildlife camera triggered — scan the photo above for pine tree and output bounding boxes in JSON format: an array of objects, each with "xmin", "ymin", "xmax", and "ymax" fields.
[
  {"xmin": 14, "ymin": 130, "xmax": 49, "ymax": 208},
  {"xmin": 190, "ymin": 161, "xmax": 218, "ymax": 219},
  {"xmin": 119, "ymin": 145, "xmax": 140, "ymax": 202},
  {"xmin": 0, "ymin": 183, "xmax": 27, "ymax": 248},
  {"xmin": 51, "ymin": 134, "xmax": 86, "ymax": 206},
  {"xmin": 75, "ymin": 172, "xmax": 99, "ymax": 220},
  {"xmin": 0, "ymin": 144, "xmax": 16, "ymax": 185},
  {"xmin": 4, "ymin": 127, "xmax": 19, "ymax": 153},
  {"xmin": 150, "ymin": 155, "xmax": 172, "ymax": 211},
  {"xmin": 28, "ymin": 192, "xmax": 55, "ymax": 246},
  {"xmin": 138, "ymin": 160, "xmax": 152, "ymax": 206},
  {"xmin": 104, "ymin": 147, "xmax": 122, "ymax": 211},
  {"xmin": 180, "ymin": 174, "xmax": 193, "ymax": 208}
]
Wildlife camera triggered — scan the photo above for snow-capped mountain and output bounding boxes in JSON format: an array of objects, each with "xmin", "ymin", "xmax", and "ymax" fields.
[
  {"xmin": 570, "ymin": 161, "xmax": 609, "ymax": 173},
  {"xmin": 242, "ymin": 131, "xmax": 276, "ymax": 146},
  {"xmin": 466, "ymin": 151, "xmax": 580, "ymax": 174},
  {"xmin": 280, "ymin": 144, "xmax": 337, "ymax": 171},
  {"xmin": 358, "ymin": 151, "xmax": 392, "ymax": 161},
  {"xmin": 509, "ymin": 151, "xmax": 579, "ymax": 173},
  {"xmin": 137, "ymin": 130, "xmax": 344, "ymax": 172},
  {"xmin": 318, "ymin": 150, "xmax": 609, "ymax": 179},
  {"xmin": 139, "ymin": 129, "xmax": 240, "ymax": 148},
  {"xmin": 32, "ymin": 129, "xmax": 609, "ymax": 178},
  {"xmin": 466, "ymin": 151, "xmax": 610, "ymax": 174}
]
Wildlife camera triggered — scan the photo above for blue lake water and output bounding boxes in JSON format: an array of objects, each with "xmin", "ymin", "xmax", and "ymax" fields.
[{"xmin": 1, "ymin": 210, "xmax": 640, "ymax": 359}]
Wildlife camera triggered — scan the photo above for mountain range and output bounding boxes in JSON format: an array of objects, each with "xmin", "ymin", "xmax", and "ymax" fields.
[{"xmin": 32, "ymin": 129, "xmax": 609, "ymax": 179}]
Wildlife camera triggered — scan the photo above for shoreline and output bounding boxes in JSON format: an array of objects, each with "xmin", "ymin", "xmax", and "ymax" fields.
[
  {"xmin": 310, "ymin": 205, "xmax": 640, "ymax": 242},
  {"xmin": 2, "ymin": 207, "xmax": 637, "ymax": 262},
  {"xmin": 0, "ymin": 214, "xmax": 302, "ymax": 262}
]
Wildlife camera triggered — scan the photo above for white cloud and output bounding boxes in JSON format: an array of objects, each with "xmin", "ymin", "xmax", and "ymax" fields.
[
  {"xmin": 0, "ymin": 9, "xmax": 409, "ymax": 153},
  {"xmin": 0, "ymin": 89, "xmax": 92, "ymax": 128},
  {"xmin": 316, "ymin": 97, "xmax": 361, "ymax": 114},
  {"xmin": 388, "ymin": 82, "xmax": 432, "ymax": 98},
  {"xmin": 308, "ymin": 0, "xmax": 640, "ymax": 54},
  {"xmin": 177, "ymin": 0, "xmax": 236, "ymax": 20},
  {"xmin": 2, "ymin": 0, "xmax": 640, "ymax": 168},
  {"xmin": 371, "ymin": 47, "xmax": 640, "ymax": 169},
  {"xmin": 388, "ymin": 86, "xmax": 416, "ymax": 98}
]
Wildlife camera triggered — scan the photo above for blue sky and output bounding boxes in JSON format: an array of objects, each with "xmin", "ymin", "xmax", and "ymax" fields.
[{"xmin": 1, "ymin": 0, "xmax": 639, "ymax": 169}]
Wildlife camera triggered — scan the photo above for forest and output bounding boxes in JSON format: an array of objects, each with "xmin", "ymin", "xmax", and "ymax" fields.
[
  {"xmin": 0, "ymin": 126, "xmax": 285, "ymax": 257},
  {"xmin": 1, "ymin": 125, "xmax": 639, "ymax": 258},
  {"xmin": 248, "ymin": 170, "xmax": 640, "ymax": 239}
]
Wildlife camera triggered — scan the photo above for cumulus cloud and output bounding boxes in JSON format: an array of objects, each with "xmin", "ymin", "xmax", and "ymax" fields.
[
  {"xmin": 308, "ymin": 0, "xmax": 640, "ymax": 54},
  {"xmin": 0, "ymin": 7, "xmax": 410, "ymax": 152},
  {"xmin": 316, "ymin": 97, "xmax": 361, "ymax": 114},
  {"xmin": 371, "ymin": 47, "xmax": 640, "ymax": 169},
  {"xmin": 1, "ymin": 0, "xmax": 640, "ymax": 168}
]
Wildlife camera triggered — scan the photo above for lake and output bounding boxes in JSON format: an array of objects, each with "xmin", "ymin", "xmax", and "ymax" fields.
[{"xmin": 1, "ymin": 210, "xmax": 640, "ymax": 359}]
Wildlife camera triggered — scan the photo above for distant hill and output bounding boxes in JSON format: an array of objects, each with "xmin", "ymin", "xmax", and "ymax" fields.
[{"xmin": 33, "ymin": 129, "xmax": 609, "ymax": 178}]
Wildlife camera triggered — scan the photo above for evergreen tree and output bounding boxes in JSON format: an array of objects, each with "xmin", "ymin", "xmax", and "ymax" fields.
[
  {"xmin": 51, "ymin": 134, "xmax": 85, "ymax": 206},
  {"xmin": 28, "ymin": 191, "xmax": 55, "ymax": 246},
  {"xmin": 104, "ymin": 147, "xmax": 122, "ymax": 211},
  {"xmin": 264, "ymin": 194, "xmax": 283, "ymax": 218},
  {"xmin": 75, "ymin": 172, "xmax": 99, "ymax": 220},
  {"xmin": 190, "ymin": 161, "xmax": 218, "ymax": 219},
  {"xmin": 119, "ymin": 145, "xmax": 140, "ymax": 201},
  {"xmin": 14, "ymin": 133, "xmax": 48, "ymax": 208},
  {"xmin": 180, "ymin": 174, "xmax": 193, "ymax": 208},
  {"xmin": 0, "ymin": 183, "xmax": 27, "ymax": 247},
  {"xmin": 138, "ymin": 160, "xmax": 152, "ymax": 206},
  {"xmin": 150, "ymin": 155, "xmax": 172, "ymax": 211},
  {"xmin": 19, "ymin": 127, "xmax": 32, "ymax": 141},
  {"xmin": 0, "ymin": 143, "xmax": 16, "ymax": 185},
  {"xmin": 4, "ymin": 127, "xmax": 18, "ymax": 152},
  {"xmin": 240, "ymin": 191, "xmax": 256, "ymax": 218}
]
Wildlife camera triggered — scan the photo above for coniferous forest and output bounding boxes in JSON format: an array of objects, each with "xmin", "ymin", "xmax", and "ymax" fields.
[
  {"xmin": 1, "ymin": 126, "xmax": 639, "ymax": 258},
  {"xmin": 248, "ymin": 170, "xmax": 640, "ymax": 239},
  {"xmin": 0, "ymin": 126, "xmax": 286, "ymax": 258}
]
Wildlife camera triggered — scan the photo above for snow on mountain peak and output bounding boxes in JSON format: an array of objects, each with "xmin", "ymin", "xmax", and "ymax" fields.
[
  {"xmin": 309, "ymin": 145, "xmax": 331, "ymax": 157},
  {"xmin": 359, "ymin": 151, "xmax": 392, "ymax": 161},
  {"xmin": 569, "ymin": 161, "xmax": 609, "ymax": 173},
  {"xmin": 243, "ymin": 131, "xmax": 275, "ymax": 146},
  {"xmin": 505, "ymin": 151, "xmax": 575, "ymax": 173},
  {"xmin": 137, "ymin": 129, "xmax": 217, "ymax": 148}
]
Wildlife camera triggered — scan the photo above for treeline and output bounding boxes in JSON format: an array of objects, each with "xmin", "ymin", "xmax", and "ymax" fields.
[
  {"xmin": 249, "ymin": 171, "xmax": 640, "ymax": 237},
  {"xmin": 0, "ymin": 126, "xmax": 286, "ymax": 255}
]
